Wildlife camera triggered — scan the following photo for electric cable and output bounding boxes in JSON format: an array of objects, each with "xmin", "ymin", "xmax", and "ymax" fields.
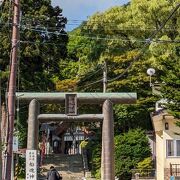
[
  {"xmin": 78, "ymin": 64, "xmax": 103, "ymax": 79},
  {"xmin": 77, "ymin": 78, "xmax": 103, "ymax": 90},
  {"xmin": 107, "ymin": 3, "xmax": 180, "ymax": 83},
  {"xmin": 20, "ymin": 17, "xmax": 180, "ymax": 31},
  {"xmin": 1, "ymin": 21, "xmax": 179, "ymax": 43}
]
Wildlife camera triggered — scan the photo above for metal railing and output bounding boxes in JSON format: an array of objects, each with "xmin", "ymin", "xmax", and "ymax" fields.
[
  {"xmin": 131, "ymin": 169, "xmax": 156, "ymax": 179},
  {"xmin": 170, "ymin": 164, "xmax": 180, "ymax": 177}
]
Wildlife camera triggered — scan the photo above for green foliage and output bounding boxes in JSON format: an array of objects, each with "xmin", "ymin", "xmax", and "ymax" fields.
[
  {"xmin": 137, "ymin": 157, "xmax": 153, "ymax": 170},
  {"xmin": 85, "ymin": 129, "xmax": 151, "ymax": 180},
  {"xmin": 114, "ymin": 103, "xmax": 153, "ymax": 133},
  {"xmin": 17, "ymin": 156, "xmax": 26, "ymax": 178},
  {"xmin": 135, "ymin": 157, "xmax": 153, "ymax": 177},
  {"xmin": 115, "ymin": 129, "xmax": 151, "ymax": 179},
  {"xmin": 66, "ymin": 0, "xmax": 179, "ymax": 119},
  {"xmin": 15, "ymin": 107, "xmax": 29, "ymax": 148},
  {"xmin": 0, "ymin": 0, "xmax": 68, "ymax": 149},
  {"xmin": 91, "ymin": 144, "xmax": 101, "ymax": 179},
  {"xmin": 63, "ymin": 1, "xmax": 179, "ymax": 176},
  {"xmin": 88, "ymin": 140, "xmax": 101, "ymax": 179},
  {"xmin": 79, "ymin": 140, "xmax": 89, "ymax": 148},
  {"xmin": 149, "ymin": 35, "xmax": 180, "ymax": 118},
  {"xmin": 0, "ymin": 0, "xmax": 68, "ymax": 93},
  {"xmin": 0, "ymin": 0, "xmax": 179, "ymax": 177},
  {"xmin": 56, "ymin": 79, "xmax": 77, "ymax": 91}
]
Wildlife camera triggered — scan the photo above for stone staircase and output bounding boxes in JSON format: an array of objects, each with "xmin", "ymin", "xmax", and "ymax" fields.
[{"xmin": 39, "ymin": 154, "xmax": 86, "ymax": 180}]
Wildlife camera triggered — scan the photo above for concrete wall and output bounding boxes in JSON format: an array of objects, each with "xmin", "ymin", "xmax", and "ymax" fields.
[
  {"xmin": 156, "ymin": 133, "xmax": 164, "ymax": 180},
  {"xmin": 152, "ymin": 113, "xmax": 180, "ymax": 180}
]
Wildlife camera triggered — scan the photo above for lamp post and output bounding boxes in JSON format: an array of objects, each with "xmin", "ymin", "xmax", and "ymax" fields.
[
  {"xmin": 0, "ymin": 0, "xmax": 4, "ymax": 5},
  {"xmin": 147, "ymin": 68, "xmax": 155, "ymax": 87}
]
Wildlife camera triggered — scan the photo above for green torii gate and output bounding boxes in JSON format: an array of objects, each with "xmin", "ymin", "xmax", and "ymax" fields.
[{"xmin": 16, "ymin": 92, "xmax": 137, "ymax": 180}]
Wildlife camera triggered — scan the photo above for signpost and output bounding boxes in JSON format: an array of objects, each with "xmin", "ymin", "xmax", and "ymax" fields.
[
  {"xmin": 26, "ymin": 150, "xmax": 37, "ymax": 180},
  {"xmin": 65, "ymin": 94, "xmax": 77, "ymax": 115},
  {"xmin": 13, "ymin": 136, "xmax": 18, "ymax": 152}
]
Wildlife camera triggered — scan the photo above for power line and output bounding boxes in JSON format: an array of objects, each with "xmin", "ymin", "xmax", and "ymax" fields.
[
  {"xmin": 78, "ymin": 78, "xmax": 103, "ymax": 90},
  {"xmin": 20, "ymin": 17, "xmax": 179, "ymax": 29},
  {"xmin": 1, "ymin": 3, "xmax": 179, "ymax": 92},
  {"xmin": 19, "ymin": 26, "xmax": 180, "ymax": 43},
  {"xmin": 68, "ymin": 25, "xmax": 180, "ymax": 32},
  {"xmin": 107, "ymin": 3, "xmax": 180, "ymax": 83},
  {"xmin": 1, "ymin": 21, "xmax": 179, "ymax": 42},
  {"xmin": 20, "ymin": 39, "xmax": 179, "ymax": 46},
  {"xmin": 21, "ymin": 21, "xmax": 180, "ymax": 32},
  {"xmin": 77, "ymin": 64, "xmax": 103, "ymax": 81},
  {"xmin": 17, "ymin": 22, "xmax": 180, "ymax": 43},
  {"xmin": 2, "ymin": 16, "xmax": 179, "ymax": 32}
]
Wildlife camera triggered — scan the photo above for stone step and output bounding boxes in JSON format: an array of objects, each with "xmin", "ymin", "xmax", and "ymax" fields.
[{"xmin": 39, "ymin": 154, "xmax": 85, "ymax": 179}]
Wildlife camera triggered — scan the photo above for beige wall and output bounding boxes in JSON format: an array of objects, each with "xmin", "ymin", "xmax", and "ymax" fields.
[
  {"xmin": 152, "ymin": 114, "xmax": 180, "ymax": 180},
  {"xmin": 156, "ymin": 133, "xmax": 164, "ymax": 180},
  {"xmin": 163, "ymin": 119, "xmax": 180, "ymax": 168}
]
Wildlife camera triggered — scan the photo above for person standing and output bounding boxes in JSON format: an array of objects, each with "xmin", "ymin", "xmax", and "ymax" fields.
[{"xmin": 46, "ymin": 166, "xmax": 62, "ymax": 180}]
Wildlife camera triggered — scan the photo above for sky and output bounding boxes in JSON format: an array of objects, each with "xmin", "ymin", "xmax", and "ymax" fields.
[{"xmin": 52, "ymin": 0, "xmax": 130, "ymax": 31}]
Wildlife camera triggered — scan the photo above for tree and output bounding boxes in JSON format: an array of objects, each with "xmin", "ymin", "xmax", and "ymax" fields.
[
  {"xmin": 149, "ymin": 35, "xmax": 180, "ymax": 118},
  {"xmin": 62, "ymin": 2, "xmax": 179, "ymax": 178},
  {"xmin": 19, "ymin": 1, "xmax": 68, "ymax": 91},
  {"xmin": 115, "ymin": 129, "xmax": 151, "ymax": 180},
  {"xmin": 0, "ymin": 0, "xmax": 68, "ymax": 93},
  {"xmin": 0, "ymin": 0, "xmax": 68, "ymax": 147},
  {"xmin": 136, "ymin": 157, "xmax": 153, "ymax": 176},
  {"xmin": 66, "ymin": 0, "xmax": 179, "ymax": 121},
  {"xmin": 57, "ymin": 1, "xmax": 179, "ymax": 179}
]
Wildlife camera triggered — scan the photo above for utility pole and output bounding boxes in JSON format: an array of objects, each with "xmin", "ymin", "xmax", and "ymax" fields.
[
  {"xmin": 103, "ymin": 60, "xmax": 107, "ymax": 93},
  {"xmin": 102, "ymin": 60, "xmax": 107, "ymax": 179},
  {"xmin": 4, "ymin": 0, "xmax": 20, "ymax": 179}
]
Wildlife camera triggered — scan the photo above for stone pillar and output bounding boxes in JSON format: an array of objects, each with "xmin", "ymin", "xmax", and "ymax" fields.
[
  {"xmin": 102, "ymin": 99, "xmax": 115, "ymax": 180},
  {"xmin": 27, "ymin": 99, "xmax": 40, "ymax": 150},
  {"xmin": 101, "ymin": 130, "xmax": 104, "ymax": 180}
]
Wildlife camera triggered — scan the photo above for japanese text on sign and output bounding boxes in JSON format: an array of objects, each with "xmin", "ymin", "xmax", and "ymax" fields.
[
  {"xmin": 13, "ymin": 136, "xmax": 18, "ymax": 152},
  {"xmin": 26, "ymin": 150, "xmax": 37, "ymax": 180},
  {"xmin": 65, "ymin": 94, "xmax": 77, "ymax": 115}
]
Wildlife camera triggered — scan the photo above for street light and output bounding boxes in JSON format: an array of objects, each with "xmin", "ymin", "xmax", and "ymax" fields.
[
  {"xmin": 0, "ymin": 0, "xmax": 4, "ymax": 6},
  {"xmin": 147, "ymin": 68, "xmax": 155, "ymax": 87}
]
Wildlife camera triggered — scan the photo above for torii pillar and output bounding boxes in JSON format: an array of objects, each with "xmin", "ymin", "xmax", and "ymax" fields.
[
  {"xmin": 102, "ymin": 100, "xmax": 114, "ymax": 179},
  {"xmin": 27, "ymin": 99, "xmax": 40, "ymax": 150}
]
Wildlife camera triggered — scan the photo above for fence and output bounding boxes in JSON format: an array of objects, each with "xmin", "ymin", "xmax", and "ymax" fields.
[
  {"xmin": 131, "ymin": 169, "xmax": 156, "ymax": 179},
  {"xmin": 170, "ymin": 164, "xmax": 180, "ymax": 177}
]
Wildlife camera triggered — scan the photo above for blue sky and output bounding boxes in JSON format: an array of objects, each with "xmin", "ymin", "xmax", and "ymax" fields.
[{"xmin": 52, "ymin": 0, "xmax": 130, "ymax": 31}]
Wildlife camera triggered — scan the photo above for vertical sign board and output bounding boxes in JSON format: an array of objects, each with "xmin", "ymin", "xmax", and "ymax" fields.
[
  {"xmin": 65, "ymin": 94, "xmax": 77, "ymax": 115},
  {"xmin": 26, "ymin": 150, "xmax": 37, "ymax": 180},
  {"xmin": 13, "ymin": 136, "xmax": 18, "ymax": 152}
]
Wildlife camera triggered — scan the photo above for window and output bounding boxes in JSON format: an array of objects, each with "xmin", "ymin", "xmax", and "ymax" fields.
[
  {"xmin": 166, "ymin": 140, "xmax": 180, "ymax": 157},
  {"xmin": 177, "ymin": 140, "xmax": 180, "ymax": 156}
]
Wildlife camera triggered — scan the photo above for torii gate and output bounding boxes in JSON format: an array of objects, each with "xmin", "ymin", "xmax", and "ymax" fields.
[{"xmin": 16, "ymin": 92, "xmax": 137, "ymax": 180}]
